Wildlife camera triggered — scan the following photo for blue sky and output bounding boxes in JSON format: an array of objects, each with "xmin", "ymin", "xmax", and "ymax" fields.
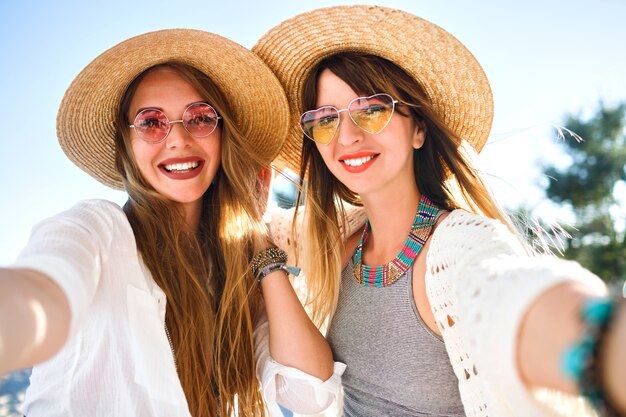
[{"xmin": 1, "ymin": 0, "xmax": 625, "ymax": 265}]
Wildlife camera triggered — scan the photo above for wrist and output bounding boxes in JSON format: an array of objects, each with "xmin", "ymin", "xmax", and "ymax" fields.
[
  {"xmin": 601, "ymin": 300, "xmax": 626, "ymax": 413},
  {"xmin": 250, "ymin": 247, "xmax": 300, "ymax": 283},
  {"xmin": 561, "ymin": 290, "xmax": 625, "ymax": 416}
]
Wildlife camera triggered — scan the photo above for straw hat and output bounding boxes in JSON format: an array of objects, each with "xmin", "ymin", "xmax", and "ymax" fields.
[
  {"xmin": 58, "ymin": 28, "xmax": 289, "ymax": 190},
  {"xmin": 253, "ymin": 5, "xmax": 493, "ymax": 171}
]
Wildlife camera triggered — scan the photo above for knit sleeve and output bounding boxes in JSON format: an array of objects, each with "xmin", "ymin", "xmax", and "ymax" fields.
[
  {"xmin": 425, "ymin": 210, "xmax": 607, "ymax": 416},
  {"xmin": 254, "ymin": 309, "xmax": 346, "ymax": 416},
  {"xmin": 12, "ymin": 199, "xmax": 122, "ymax": 339}
]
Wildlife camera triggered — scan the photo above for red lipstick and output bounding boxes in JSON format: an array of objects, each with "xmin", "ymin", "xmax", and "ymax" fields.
[
  {"xmin": 158, "ymin": 156, "xmax": 204, "ymax": 180},
  {"xmin": 338, "ymin": 152, "xmax": 379, "ymax": 174}
]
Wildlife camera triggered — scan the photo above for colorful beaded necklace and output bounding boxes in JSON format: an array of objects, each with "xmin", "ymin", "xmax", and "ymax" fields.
[{"xmin": 353, "ymin": 195, "xmax": 439, "ymax": 287}]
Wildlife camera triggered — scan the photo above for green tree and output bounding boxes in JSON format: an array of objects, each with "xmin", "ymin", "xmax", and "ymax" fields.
[{"xmin": 542, "ymin": 102, "xmax": 626, "ymax": 283}]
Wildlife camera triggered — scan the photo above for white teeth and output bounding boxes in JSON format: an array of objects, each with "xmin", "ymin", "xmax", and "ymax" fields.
[
  {"xmin": 163, "ymin": 161, "xmax": 200, "ymax": 172},
  {"xmin": 342, "ymin": 156, "xmax": 374, "ymax": 167}
]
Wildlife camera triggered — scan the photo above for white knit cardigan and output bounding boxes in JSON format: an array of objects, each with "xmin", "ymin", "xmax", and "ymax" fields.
[{"xmin": 267, "ymin": 206, "xmax": 606, "ymax": 417}]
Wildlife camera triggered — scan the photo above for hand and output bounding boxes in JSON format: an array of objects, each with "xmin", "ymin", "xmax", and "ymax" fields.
[{"xmin": 0, "ymin": 268, "xmax": 70, "ymax": 375}]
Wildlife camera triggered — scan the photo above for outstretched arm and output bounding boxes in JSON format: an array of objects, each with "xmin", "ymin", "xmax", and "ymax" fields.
[
  {"xmin": 426, "ymin": 210, "xmax": 621, "ymax": 415},
  {"xmin": 0, "ymin": 268, "xmax": 70, "ymax": 375}
]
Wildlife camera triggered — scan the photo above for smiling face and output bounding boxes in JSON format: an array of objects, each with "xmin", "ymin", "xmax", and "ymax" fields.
[
  {"xmin": 127, "ymin": 67, "xmax": 222, "ymax": 221},
  {"xmin": 313, "ymin": 69, "xmax": 425, "ymax": 199}
]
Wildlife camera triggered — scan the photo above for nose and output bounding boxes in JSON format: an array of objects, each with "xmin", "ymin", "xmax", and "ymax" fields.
[
  {"xmin": 335, "ymin": 110, "xmax": 364, "ymax": 147},
  {"xmin": 165, "ymin": 121, "xmax": 193, "ymax": 148}
]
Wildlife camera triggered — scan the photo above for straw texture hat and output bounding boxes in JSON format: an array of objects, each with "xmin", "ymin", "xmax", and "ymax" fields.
[
  {"xmin": 253, "ymin": 5, "xmax": 493, "ymax": 171},
  {"xmin": 58, "ymin": 29, "xmax": 289, "ymax": 190}
]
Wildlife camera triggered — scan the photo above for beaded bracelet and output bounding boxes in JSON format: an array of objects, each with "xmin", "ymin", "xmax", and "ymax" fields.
[
  {"xmin": 561, "ymin": 292, "xmax": 625, "ymax": 416},
  {"xmin": 250, "ymin": 247, "xmax": 300, "ymax": 283}
]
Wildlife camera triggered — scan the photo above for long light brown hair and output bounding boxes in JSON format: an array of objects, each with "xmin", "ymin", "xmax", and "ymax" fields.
[
  {"xmin": 115, "ymin": 63, "xmax": 267, "ymax": 416},
  {"xmin": 295, "ymin": 53, "xmax": 514, "ymax": 326}
]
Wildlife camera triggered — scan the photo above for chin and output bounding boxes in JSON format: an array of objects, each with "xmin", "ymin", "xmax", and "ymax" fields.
[
  {"xmin": 161, "ymin": 189, "xmax": 205, "ymax": 204},
  {"xmin": 339, "ymin": 179, "xmax": 370, "ymax": 195}
]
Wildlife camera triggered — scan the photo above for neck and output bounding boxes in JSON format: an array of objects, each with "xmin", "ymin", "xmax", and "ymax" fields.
[
  {"xmin": 179, "ymin": 200, "xmax": 203, "ymax": 233},
  {"xmin": 360, "ymin": 184, "xmax": 421, "ymax": 265}
]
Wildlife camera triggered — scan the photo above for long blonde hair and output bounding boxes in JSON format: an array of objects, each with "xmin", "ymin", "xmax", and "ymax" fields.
[
  {"xmin": 296, "ymin": 53, "xmax": 514, "ymax": 326},
  {"xmin": 115, "ymin": 63, "xmax": 267, "ymax": 416}
]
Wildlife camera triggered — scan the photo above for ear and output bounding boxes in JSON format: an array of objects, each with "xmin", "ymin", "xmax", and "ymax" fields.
[
  {"xmin": 412, "ymin": 120, "xmax": 427, "ymax": 149},
  {"xmin": 258, "ymin": 166, "xmax": 272, "ymax": 191},
  {"xmin": 257, "ymin": 166, "xmax": 273, "ymax": 213}
]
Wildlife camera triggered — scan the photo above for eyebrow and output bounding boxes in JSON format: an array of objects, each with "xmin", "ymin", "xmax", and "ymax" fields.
[
  {"xmin": 133, "ymin": 101, "xmax": 209, "ymax": 117},
  {"xmin": 134, "ymin": 106, "xmax": 163, "ymax": 116}
]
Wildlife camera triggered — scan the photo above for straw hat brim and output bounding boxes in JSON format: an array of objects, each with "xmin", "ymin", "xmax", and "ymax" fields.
[
  {"xmin": 253, "ymin": 5, "xmax": 493, "ymax": 172},
  {"xmin": 58, "ymin": 28, "xmax": 289, "ymax": 190}
]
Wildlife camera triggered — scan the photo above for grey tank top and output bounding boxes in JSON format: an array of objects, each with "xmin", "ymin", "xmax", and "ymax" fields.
[{"xmin": 327, "ymin": 255, "xmax": 465, "ymax": 417}]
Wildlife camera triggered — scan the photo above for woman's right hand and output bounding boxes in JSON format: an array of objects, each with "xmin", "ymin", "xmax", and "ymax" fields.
[{"xmin": 0, "ymin": 268, "xmax": 70, "ymax": 375}]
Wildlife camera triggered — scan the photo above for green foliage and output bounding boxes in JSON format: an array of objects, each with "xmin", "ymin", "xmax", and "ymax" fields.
[{"xmin": 542, "ymin": 102, "xmax": 626, "ymax": 283}]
